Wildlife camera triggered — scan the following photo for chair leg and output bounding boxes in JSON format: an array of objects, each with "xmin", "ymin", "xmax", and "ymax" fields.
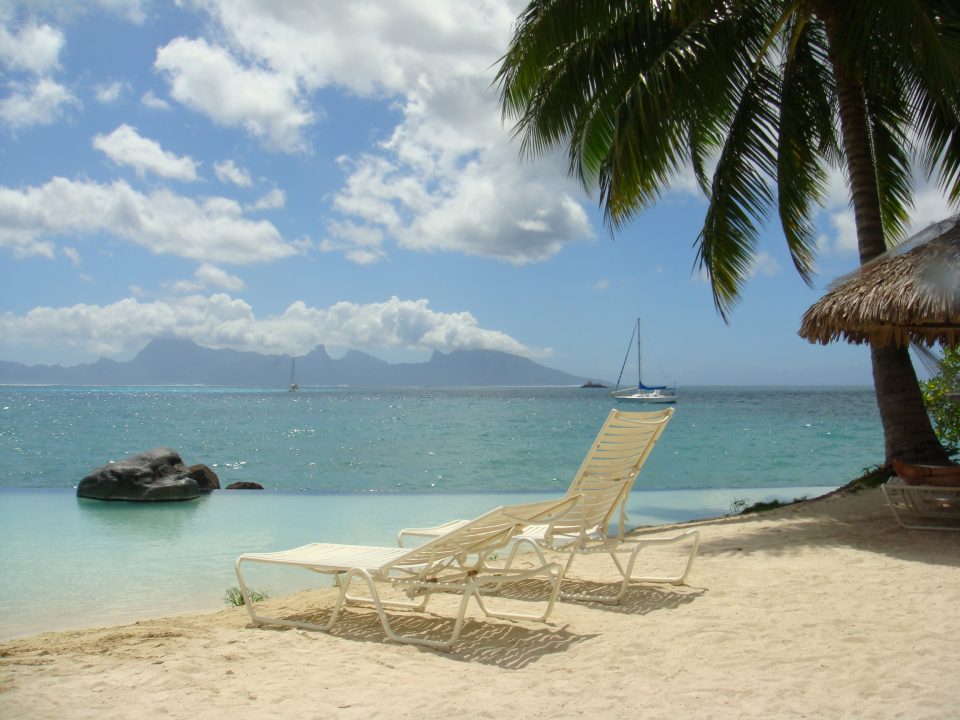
[
  {"xmin": 471, "ymin": 563, "xmax": 565, "ymax": 623},
  {"xmin": 618, "ymin": 529, "xmax": 701, "ymax": 586},
  {"xmin": 556, "ymin": 529, "xmax": 701, "ymax": 605},
  {"xmin": 235, "ymin": 556, "xmax": 343, "ymax": 633}
]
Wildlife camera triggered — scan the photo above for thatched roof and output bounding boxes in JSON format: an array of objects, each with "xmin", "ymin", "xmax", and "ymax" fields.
[{"xmin": 799, "ymin": 216, "xmax": 960, "ymax": 347}]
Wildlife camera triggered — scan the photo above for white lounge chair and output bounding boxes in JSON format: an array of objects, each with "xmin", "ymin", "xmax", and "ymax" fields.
[
  {"xmin": 399, "ymin": 408, "xmax": 700, "ymax": 605},
  {"xmin": 234, "ymin": 495, "xmax": 579, "ymax": 650},
  {"xmin": 883, "ymin": 476, "xmax": 960, "ymax": 531}
]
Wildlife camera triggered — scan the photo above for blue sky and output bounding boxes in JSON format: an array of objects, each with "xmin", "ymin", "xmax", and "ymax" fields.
[{"xmin": 0, "ymin": 1, "xmax": 956, "ymax": 385}]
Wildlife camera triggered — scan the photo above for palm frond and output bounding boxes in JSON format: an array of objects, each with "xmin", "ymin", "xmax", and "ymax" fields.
[
  {"xmin": 698, "ymin": 61, "xmax": 781, "ymax": 319},
  {"xmin": 776, "ymin": 15, "xmax": 835, "ymax": 284}
]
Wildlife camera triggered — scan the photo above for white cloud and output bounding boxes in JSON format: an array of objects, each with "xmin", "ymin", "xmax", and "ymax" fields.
[
  {"xmin": 169, "ymin": 1, "xmax": 594, "ymax": 264},
  {"xmin": 92, "ymin": 124, "xmax": 201, "ymax": 181},
  {"xmin": 140, "ymin": 90, "xmax": 171, "ymax": 110},
  {"xmin": 0, "ymin": 77, "xmax": 77, "ymax": 128},
  {"xmin": 214, "ymin": 159, "xmax": 252, "ymax": 186},
  {"xmin": 592, "ymin": 279, "xmax": 611, "ymax": 291},
  {"xmin": 320, "ymin": 221, "xmax": 387, "ymax": 265},
  {"xmin": 196, "ymin": 1, "xmax": 513, "ymax": 97},
  {"xmin": 0, "ymin": 18, "xmax": 64, "ymax": 74},
  {"xmin": 247, "ymin": 188, "xmax": 285, "ymax": 211},
  {"xmin": 906, "ymin": 186, "xmax": 957, "ymax": 236},
  {"xmin": 746, "ymin": 251, "xmax": 781, "ymax": 277},
  {"xmin": 0, "ymin": 294, "xmax": 548, "ymax": 361},
  {"xmin": 94, "ymin": 80, "xmax": 127, "ymax": 104},
  {"xmin": 61, "ymin": 245, "xmax": 81, "ymax": 266},
  {"xmin": 91, "ymin": 0, "xmax": 148, "ymax": 24},
  {"xmin": 0, "ymin": 177, "xmax": 301, "ymax": 264},
  {"xmin": 328, "ymin": 77, "xmax": 593, "ymax": 264},
  {"xmin": 154, "ymin": 36, "xmax": 314, "ymax": 153},
  {"xmin": 194, "ymin": 263, "xmax": 245, "ymax": 291}
]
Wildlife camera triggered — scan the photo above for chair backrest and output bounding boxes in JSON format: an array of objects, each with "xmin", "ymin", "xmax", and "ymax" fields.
[
  {"xmin": 566, "ymin": 408, "xmax": 674, "ymax": 538},
  {"xmin": 387, "ymin": 495, "xmax": 581, "ymax": 572}
]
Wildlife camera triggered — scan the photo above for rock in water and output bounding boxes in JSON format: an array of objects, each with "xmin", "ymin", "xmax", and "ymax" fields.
[
  {"xmin": 225, "ymin": 481, "xmax": 264, "ymax": 490},
  {"xmin": 77, "ymin": 448, "xmax": 220, "ymax": 501},
  {"xmin": 186, "ymin": 463, "xmax": 221, "ymax": 490}
]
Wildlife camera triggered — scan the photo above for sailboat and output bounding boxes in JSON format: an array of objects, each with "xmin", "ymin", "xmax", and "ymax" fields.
[
  {"xmin": 288, "ymin": 358, "xmax": 299, "ymax": 392},
  {"xmin": 610, "ymin": 318, "xmax": 677, "ymax": 404}
]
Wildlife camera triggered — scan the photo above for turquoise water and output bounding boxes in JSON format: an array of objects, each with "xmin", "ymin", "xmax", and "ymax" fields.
[{"xmin": 0, "ymin": 385, "xmax": 881, "ymax": 638}]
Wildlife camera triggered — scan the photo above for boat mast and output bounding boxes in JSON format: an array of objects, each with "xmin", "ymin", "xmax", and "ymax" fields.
[{"xmin": 636, "ymin": 317, "xmax": 642, "ymax": 388}]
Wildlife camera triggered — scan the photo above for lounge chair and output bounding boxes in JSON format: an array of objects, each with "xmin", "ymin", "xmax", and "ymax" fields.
[
  {"xmin": 399, "ymin": 408, "xmax": 700, "ymax": 604},
  {"xmin": 234, "ymin": 495, "xmax": 579, "ymax": 650},
  {"xmin": 883, "ymin": 476, "xmax": 960, "ymax": 531}
]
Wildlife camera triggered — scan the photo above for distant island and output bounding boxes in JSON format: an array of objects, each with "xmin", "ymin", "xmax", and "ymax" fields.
[{"xmin": 0, "ymin": 338, "xmax": 596, "ymax": 387}]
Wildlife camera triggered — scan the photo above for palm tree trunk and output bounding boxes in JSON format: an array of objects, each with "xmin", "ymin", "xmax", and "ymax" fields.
[{"xmin": 827, "ymin": 22, "xmax": 950, "ymax": 464}]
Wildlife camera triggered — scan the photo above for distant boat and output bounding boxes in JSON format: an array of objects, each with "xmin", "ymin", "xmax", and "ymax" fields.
[
  {"xmin": 610, "ymin": 318, "xmax": 677, "ymax": 404},
  {"xmin": 288, "ymin": 358, "xmax": 299, "ymax": 392},
  {"xmin": 580, "ymin": 380, "xmax": 607, "ymax": 388}
]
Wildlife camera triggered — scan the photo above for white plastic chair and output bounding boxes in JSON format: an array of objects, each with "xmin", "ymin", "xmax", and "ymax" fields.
[
  {"xmin": 234, "ymin": 495, "xmax": 579, "ymax": 650},
  {"xmin": 883, "ymin": 477, "xmax": 960, "ymax": 531},
  {"xmin": 399, "ymin": 408, "xmax": 699, "ymax": 604}
]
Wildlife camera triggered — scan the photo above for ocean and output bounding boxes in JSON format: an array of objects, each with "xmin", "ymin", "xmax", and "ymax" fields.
[{"xmin": 0, "ymin": 385, "xmax": 882, "ymax": 638}]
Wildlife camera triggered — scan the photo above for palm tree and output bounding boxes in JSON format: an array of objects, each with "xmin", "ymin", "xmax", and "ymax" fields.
[{"xmin": 497, "ymin": 0, "xmax": 960, "ymax": 463}]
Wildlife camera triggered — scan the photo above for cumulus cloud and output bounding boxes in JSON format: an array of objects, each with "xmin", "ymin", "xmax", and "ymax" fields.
[
  {"xmin": 140, "ymin": 90, "xmax": 171, "ymax": 110},
  {"xmin": 0, "ymin": 294, "xmax": 548, "ymax": 361},
  {"xmin": 0, "ymin": 18, "xmax": 64, "ymax": 73},
  {"xmin": 325, "ymin": 71, "xmax": 592, "ymax": 263},
  {"xmin": 0, "ymin": 177, "xmax": 301, "ymax": 263},
  {"xmin": 94, "ymin": 80, "xmax": 127, "ymax": 104},
  {"xmin": 214, "ymin": 159, "xmax": 252, "ymax": 186},
  {"xmin": 91, "ymin": 0, "xmax": 148, "ymax": 24},
  {"xmin": 320, "ymin": 221, "xmax": 387, "ymax": 265},
  {"xmin": 0, "ymin": 77, "xmax": 77, "ymax": 128},
  {"xmin": 93, "ymin": 124, "xmax": 201, "ymax": 181},
  {"xmin": 194, "ymin": 263, "xmax": 245, "ymax": 290},
  {"xmin": 746, "ymin": 251, "xmax": 781, "ymax": 278},
  {"xmin": 154, "ymin": 36, "xmax": 314, "ymax": 153},
  {"xmin": 905, "ymin": 186, "xmax": 957, "ymax": 236},
  {"xmin": 168, "ymin": 263, "xmax": 246, "ymax": 293},
  {"xmin": 247, "ymin": 188, "xmax": 285, "ymax": 211},
  {"xmin": 168, "ymin": 1, "xmax": 594, "ymax": 264}
]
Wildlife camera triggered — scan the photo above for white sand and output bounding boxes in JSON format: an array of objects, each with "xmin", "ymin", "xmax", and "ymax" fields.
[{"xmin": 2, "ymin": 487, "xmax": 959, "ymax": 719}]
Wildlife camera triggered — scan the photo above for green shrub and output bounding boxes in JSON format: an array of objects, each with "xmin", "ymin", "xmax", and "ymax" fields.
[
  {"xmin": 224, "ymin": 585, "xmax": 269, "ymax": 607},
  {"xmin": 922, "ymin": 346, "xmax": 960, "ymax": 455}
]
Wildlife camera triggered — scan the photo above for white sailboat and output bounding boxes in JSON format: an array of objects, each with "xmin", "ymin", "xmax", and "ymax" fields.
[
  {"xmin": 288, "ymin": 358, "xmax": 299, "ymax": 392},
  {"xmin": 610, "ymin": 318, "xmax": 677, "ymax": 404}
]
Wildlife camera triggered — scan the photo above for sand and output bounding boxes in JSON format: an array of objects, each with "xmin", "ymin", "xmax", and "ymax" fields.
[{"xmin": 2, "ymin": 486, "xmax": 959, "ymax": 719}]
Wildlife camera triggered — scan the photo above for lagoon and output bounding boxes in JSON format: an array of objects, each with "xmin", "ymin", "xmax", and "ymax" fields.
[{"xmin": 0, "ymin": 385, "xmax": 879, "ymax": 637}]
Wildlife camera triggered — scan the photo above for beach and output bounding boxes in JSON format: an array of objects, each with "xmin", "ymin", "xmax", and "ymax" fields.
[{"xmin": 3, "ymin": 486, "xmax": 958, "ymax": 719}]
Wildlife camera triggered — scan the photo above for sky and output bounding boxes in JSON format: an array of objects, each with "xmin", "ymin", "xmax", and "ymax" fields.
[{"xmin": 0, "ymin": 0, "xmax": 956, "ymax": 386}]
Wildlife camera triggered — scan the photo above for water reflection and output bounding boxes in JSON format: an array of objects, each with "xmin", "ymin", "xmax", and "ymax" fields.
[{"xmin": 76, "ymin": 495, "xmax": 206, "ymax": 538}]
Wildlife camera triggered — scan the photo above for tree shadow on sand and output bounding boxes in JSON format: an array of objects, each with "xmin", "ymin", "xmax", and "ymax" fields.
[{"xmin": 637, "ymin": 488, "xmax": 960, "ymax": 569}]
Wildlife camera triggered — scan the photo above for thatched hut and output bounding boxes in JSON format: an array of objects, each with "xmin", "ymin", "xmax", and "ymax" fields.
[{"xmin": 799, "ymin": 216, "xmax": 960, "ymax": 347}]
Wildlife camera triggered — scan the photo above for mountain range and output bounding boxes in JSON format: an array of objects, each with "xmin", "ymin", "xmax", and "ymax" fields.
[{"xmin": 0, "ymin": 338, "xmax": 590, "ymax": 387}]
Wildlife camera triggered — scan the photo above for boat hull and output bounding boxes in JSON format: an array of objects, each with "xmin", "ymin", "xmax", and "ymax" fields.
[{"xmin": 611, "ymin": 388, "xmax": 677, "ymax": 404}]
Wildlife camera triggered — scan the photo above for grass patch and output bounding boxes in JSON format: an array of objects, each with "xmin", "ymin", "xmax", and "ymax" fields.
[
  {"xmin": 224, "ymin": 585, "xmax": 269, "ymax": 607},
  {"xmin": 731, "ymin": 496, "xmax": 808, "ymax": 515},
  {"xmin": 729, "ymin": 461, "xmax": 895, "ymax": 516},
  {"xmin": 839, "ymin": 463, "xmax": 895, "ymax": 492}
]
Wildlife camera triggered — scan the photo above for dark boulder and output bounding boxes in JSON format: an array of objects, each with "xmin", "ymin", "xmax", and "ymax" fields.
[
  {"xmin": 186, "ymin": 464, "xmax": 221, "ymax": 490},
  {"xmin": 77, "ymin": 448, "xmax": 219, "ymax": 502},
  {"xmin": 225, "ymin": 481, "xmax": 264, "ymax": 490}
]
